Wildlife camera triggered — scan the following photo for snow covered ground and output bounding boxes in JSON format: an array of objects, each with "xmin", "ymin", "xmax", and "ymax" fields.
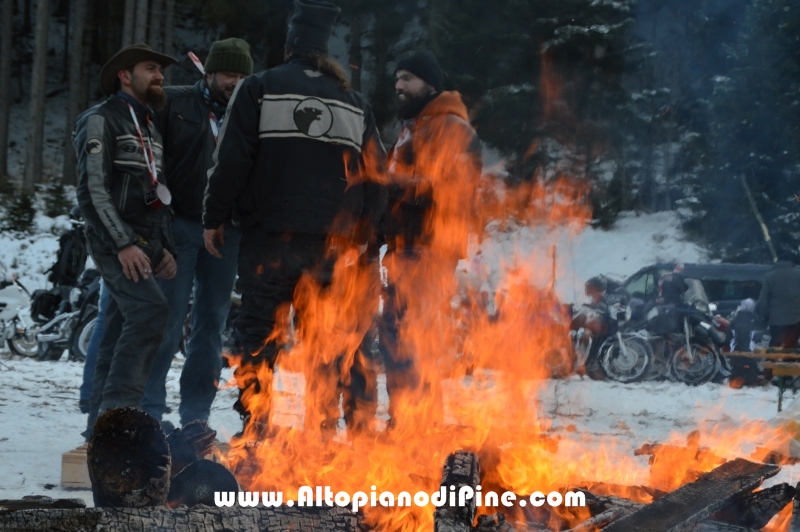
[{"xmin": 0, "ymin": 211, "xmax": 793, "ymax": 526}]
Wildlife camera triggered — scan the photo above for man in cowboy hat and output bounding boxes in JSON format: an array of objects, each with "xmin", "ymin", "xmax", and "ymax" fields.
[
  {"xmin": 74, "ymin": 43, "xmax": 179, "ymax": 438},
  {"xmin": 141, "ymin": 38, "xmax": 253, "ymax": 427},
  {"xmin": 202, "ymin": 0, "xmax": 386, "ymax": 441}
]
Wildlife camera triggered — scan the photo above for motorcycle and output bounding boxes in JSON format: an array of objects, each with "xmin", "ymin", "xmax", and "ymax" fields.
[
  {"xmin": 569, "ymin": 275, "xmax": 646, "ymax": 381},
  {"xmin": 620, "ymin": 279, "xmax": 725, "ymax": 385},
  {"xmin": 28, "ymin": 206, "xmax": 94, "ymax": 361},
  {"xmin": 0, "ymin": 261, "xmax": 38, "ymax": 357},
  {"xmin": 35, "ymin": 268, "xmax": 101, "ymax": 361}
]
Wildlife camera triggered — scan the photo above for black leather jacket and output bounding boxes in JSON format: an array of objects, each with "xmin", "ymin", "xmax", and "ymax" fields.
[
  {"xmin": 153, "ymin": 80, "xmax": 224, "ymax": 220},
  {"xmin": 74, "ymin": 94, "xmax": 175, "ymax": 261}
]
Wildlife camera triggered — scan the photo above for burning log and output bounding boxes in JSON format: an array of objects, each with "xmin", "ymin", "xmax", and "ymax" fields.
[
  {"xmin": 791, "ymin": 482, "xmax": 800, "ymax": 532},
  {"xmin": 711, "ymin": 483, "xmax": 796, "ymax": 529},
  {"xmin": 0, "ymin": 505, "xmax": 360, "ymax": 531},
  {"xmin": 690, "ymin": 523, "xmax": 761, "ymax": 532},
  {"xmin": 474, "ymin": 513, "xmax": 521, "ymax": 532},
  {"xmin": 433, "ymin": 450, "xmax": 481, "ymax": 532},
  {"xmin": 603, "ymin": 458, "xmax": 780, "ymax": 532}
]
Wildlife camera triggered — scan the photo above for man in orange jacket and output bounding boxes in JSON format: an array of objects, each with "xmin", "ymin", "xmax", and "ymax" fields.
[{"xmin": 377, "ymin": 50, "xmax": 482, "ymax": 429}]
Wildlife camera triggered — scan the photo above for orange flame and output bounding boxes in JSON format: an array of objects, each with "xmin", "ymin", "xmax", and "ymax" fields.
[{"xmin": 219, "ymin": 99, "xmax": 793, "ymax": 531}]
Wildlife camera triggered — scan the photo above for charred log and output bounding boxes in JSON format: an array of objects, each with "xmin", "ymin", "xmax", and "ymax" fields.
[
  {"xmin": 689, "ymin": 523, "xmax": 761, "ymax": 532},
  {"xmin": 87, "ymin": 407, "xmax": 171, "ymax": 508},
  {"xmin": 603, "ymin": 459, "xmax": 780, "ymax": 532},
  {"xmin": 474, "ymin": 513, "xmax": 519, "ymax": 532},
  {"xmin": 167, "ymin": 459, "xmax": 239, "ymax": 508},
  {"xmin": 0, "ymin": 496, "xmax": 86, "ymax": 512},
  {"xmin": 0, "ymin": 505, "xmax": 360, "ymax": 532},
  {"xmin": 711, "ymin": 483, "xmax": 795, "ymax": 529},
  {"xmin": 790, "ymin": 482, "xmax": 800, "ymax": 532},
  {"xmin": 434, "ymin": 450, "xmax": 481, "ymax": 532}
]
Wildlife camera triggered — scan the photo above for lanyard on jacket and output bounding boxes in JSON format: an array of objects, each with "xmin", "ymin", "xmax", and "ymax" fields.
[
  {"xmin": 209, "ymin": 111, "xmax": 219, "ymax": 144},
  {"xmin": 126, "ymin": 102, "xmax": 172, "ymax": 208},
  {"xmin": 125, "ymin": 103, "xmax": 159, "ymax": 187}
]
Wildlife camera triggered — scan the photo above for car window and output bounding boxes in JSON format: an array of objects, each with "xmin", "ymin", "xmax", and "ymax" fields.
[
  {"xmin": 702, "ymin": 280, "xmax": 762, "ymax": 302},
  {"xmin": 626, "ymin": 273, "xmax": 655, "ymax": 299},
  {"xmin": 645, "ymin": 273, "xmax": 657, "ymax": 296}
]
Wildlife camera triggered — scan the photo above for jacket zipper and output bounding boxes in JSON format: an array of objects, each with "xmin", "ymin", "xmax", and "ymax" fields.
[{"xmin": 120, "ymin": 174, "xmax": 130, "ymax": 213}]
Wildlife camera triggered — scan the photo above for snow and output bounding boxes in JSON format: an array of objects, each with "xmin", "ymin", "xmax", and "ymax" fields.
[
  {"xmin": 471, "ymin": 210, "xmax": 707, "ymax": 306},
  {"xmin": 0, "ymin": 210, "xmax": 795, "ymax": 521}
]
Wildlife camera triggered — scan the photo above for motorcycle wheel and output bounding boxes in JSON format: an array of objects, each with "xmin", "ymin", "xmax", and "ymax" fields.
[
  {"xmin": 37, "ymin": 341, "xmax": 65, "ymax": 361},
  {"xmin": 69, "ymin": 306, "xmax": 97, "ymax": 362},
  {"xmin": 7, "ymin": 325, "xmax": 40, "ymax": 358},
  {"xmin": 545, "ymin": 346, "xmax": 576, "ymax": 379},
  {"xmin": 601, "ymin": 335, "xmax": 651, "ymax": 383},
  {"xmin": 670, "ymin": 342, "xmax": 720, "ymax": 385}
]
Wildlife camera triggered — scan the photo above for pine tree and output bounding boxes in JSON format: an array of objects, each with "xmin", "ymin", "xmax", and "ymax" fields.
[
  {"xmin": 695, "ymin": 0, "xmax": 800, "ymax": 262},
  {"xmin": 23, "ymin": 0, "xmax": 50, "ymax": 192},
  {"xmin": 0, "ymin": 0, "xmax": 13, "ymax": 186},
  {"xmin": 2, "ymin": 192, "xmax": 37, "ymax": 233},
  {"xmin": 43, "ymin": 179, "xmax": 73, "ymax": 218}
]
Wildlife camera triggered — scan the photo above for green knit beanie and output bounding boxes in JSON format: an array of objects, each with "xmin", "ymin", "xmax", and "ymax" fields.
[{"xmin": 204, "ymin": 38, "xmax": 253, "ymax": 76}]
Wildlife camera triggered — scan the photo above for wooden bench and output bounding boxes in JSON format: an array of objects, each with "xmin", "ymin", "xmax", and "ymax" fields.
[{"xmin": 726, "ymin": 350, "xmax": 800, "ymax": 412}]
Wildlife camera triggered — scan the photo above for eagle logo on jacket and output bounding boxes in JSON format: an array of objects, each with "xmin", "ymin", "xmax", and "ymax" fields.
[
  {"xmin": 293, "ymin": 98, "xmax": 333, "ymax": 138},
  {"xmin": 86, "ymin": 139, "xmax": 103, "ymax": 155}
]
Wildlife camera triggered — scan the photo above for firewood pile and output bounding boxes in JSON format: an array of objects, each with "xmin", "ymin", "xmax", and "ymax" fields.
[{"xmin": 2, "ymin": 408, "xmax": 799, "ymax": 532}]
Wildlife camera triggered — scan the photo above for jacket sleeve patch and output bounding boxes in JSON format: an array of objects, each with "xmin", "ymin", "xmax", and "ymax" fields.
[{"xmin": 86, "ymin": 138, "xmax": 103, "ymax": 155}]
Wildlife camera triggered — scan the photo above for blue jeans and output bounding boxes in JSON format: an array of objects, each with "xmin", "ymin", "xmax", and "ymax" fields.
[
  {"xmin": 141, "ymin": 216, "xmax": 241, "ymax": 425},
  {"xmin": 79, "ymin": 279, "xmax": 110, "ymax": 404}
]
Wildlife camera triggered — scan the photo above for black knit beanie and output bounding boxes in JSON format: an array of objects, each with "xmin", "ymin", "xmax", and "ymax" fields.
[
  {"xmin": 395, "ymin": 50, "xmax": 444, "ymax": 93},
  {"xmin": 285, "ymin": 0, "xmax": 341, "ymax": 55},
  {"xmin": 204, "ymin": 38, "xmax": 253, "ymax": 76}
]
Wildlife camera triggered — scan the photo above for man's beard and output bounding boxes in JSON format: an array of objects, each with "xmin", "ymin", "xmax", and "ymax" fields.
[
  {"xmin": 397, "ymin": 91, "xmax": 437, "ymax": 120},
  {"xmin": 209, "ymin": 77, "xmax": 232, "ymax": 104},
  {"xmin": 145, "ymin": 84, "xmax": 167, "ymax": 111}
]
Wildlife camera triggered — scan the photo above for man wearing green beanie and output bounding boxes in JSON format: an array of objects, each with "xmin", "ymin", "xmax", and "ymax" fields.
[{"xmin": 141, "ymin": 38, "xmax": 253, "ymax": 428}]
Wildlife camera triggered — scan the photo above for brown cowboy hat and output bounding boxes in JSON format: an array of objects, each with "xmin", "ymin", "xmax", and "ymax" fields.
[{"xmin": 99, "ymin": 43, "xmax": 178, "ymax": 97}]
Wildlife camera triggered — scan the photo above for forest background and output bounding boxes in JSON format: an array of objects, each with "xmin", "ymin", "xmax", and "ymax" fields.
[{"xmin": 0, "ymin": 0, "xmax": 798, "ymax": 263}]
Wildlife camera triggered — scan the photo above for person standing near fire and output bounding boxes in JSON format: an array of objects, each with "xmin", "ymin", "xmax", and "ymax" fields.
[
  {"xmin": 73, "ymin": 44, "xmax": 179, "ymax": 438},
  {"xmin": 756, "ymin": 258, "xmax": 800, "ymax": 348},
  {"xmin": 140, "ymin": 38, "xmax": 253, "ymax": 427},
  {"xmin": 202, "ymin": 0, "xmax": 386, "ymax": 439},
  {"xmin": 377, "ymin": 50, "xmax": 482, "ymax": 429}
]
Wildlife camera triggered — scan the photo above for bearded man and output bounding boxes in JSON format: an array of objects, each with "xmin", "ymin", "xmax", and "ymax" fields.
[
  {"xmin": 378, "ymin": 50, "xmax": 482, "ymax": 428},
  {"xmin": 141, "ymin": 38, "xmax": 253, "ymax": 427},
  {"xmin": 74, "ymin": 43, "xmax": 179, "ymax": 438}
]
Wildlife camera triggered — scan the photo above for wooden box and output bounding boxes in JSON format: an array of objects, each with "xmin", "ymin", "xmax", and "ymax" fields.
[{"xmin": 61, "ymin": 444, "xmax": 91, "ymax": 489}]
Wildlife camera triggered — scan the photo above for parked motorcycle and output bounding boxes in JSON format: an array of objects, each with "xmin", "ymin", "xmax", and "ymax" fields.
[
  {"xmin": 633, "ymin": 302, "xmax": 726, "ymax": 385},
  {"xmin": 0, "ymin": 261, "xmax": 38, "ymax": 357},
  {"xmin": 27, "ymin": 206, "xmax": 93, "ymax": 361},
  {"xmin": 569, "ymin": 275, "xmax": 641, "ymax": 380},
  {"xmin": 35, "ymin": 268, "xmax": 100, "ymax": 361}
]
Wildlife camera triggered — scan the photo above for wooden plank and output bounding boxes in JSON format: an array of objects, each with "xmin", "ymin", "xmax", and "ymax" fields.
[
  {"xmin": 728, "ymin": 352, "xmax": 800, "ymax": 360},
  {"xmin": 755, "ymin": 348, "xmax": 800, "ymax": 356},
  {"xmin": 760, "ymin": 362, "xmax": 800, "ymax": 376},
  {"xmin": 603, "ymin": 459, "xmax": 780, "ymax": 532}
]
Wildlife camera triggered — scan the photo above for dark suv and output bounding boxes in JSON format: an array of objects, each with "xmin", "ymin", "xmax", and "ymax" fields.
[{"xmin": 623, "ymin": 262, "xmax": 772, "ymax": 316}]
